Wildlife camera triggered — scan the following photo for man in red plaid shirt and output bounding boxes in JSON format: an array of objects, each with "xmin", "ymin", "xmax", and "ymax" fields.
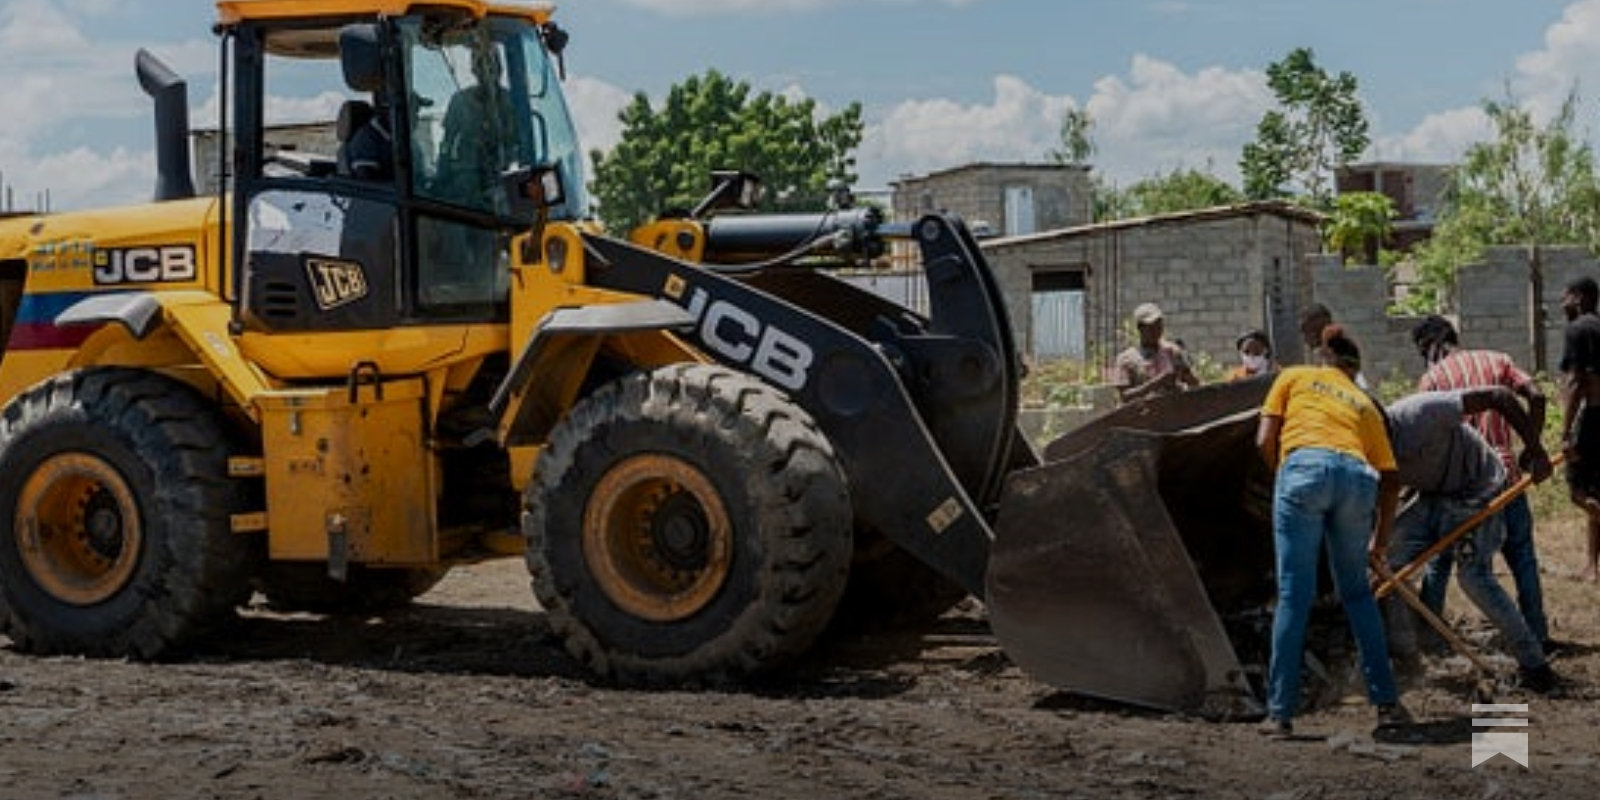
[{"xmin": 1411, "ymin": 314, "xmax": 1558, "ymax": 655}]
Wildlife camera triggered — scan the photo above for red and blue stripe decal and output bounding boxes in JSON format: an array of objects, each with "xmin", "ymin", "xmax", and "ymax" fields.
[{"xmin": 7, "ymin": 292, "xmax": 114, "ymax": 351}]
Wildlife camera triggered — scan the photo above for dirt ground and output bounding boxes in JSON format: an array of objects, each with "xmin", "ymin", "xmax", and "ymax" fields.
[{"xmin": 3, "ymin": 505, "xmax": 1599, "ymax": 799}]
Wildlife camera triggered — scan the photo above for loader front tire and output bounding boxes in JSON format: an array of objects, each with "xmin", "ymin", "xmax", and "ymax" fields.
[
  {"xmin": 525, "ymin": 364, "xmax": 851, "ymax": 686},
  {"xmin": 0, "ymin": 368, "xmax": 257, "ymax": 658}
]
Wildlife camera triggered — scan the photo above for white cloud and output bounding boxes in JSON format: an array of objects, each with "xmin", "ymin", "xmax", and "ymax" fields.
[
  {"xmin": 854, "ymin": 56, "xmax": 1270, "ymax": 190},
  {"xmin": 0, "ymin": 140, "xmax": 152, "ymax": 212},
  {"xmin": 0, "ymin": 0, "xmax": 90, "ymax": 54},
  {"xmin": 566, "ymin": 76, "xmax": 635, "ymax": 156},
  {"xmin": 859, "ymin": 75, "xmax": 1072, "ymax": 187},
  {"xmin": 1371, "ymin": 0, "xmax": 1600, "ymax": 174},
  {"xmin": 568, "ymin": 56, "xmax": 1268, "ymax": 193},
  {"xmin": 1084, "ymin": 55, "xmax": 1271, "ymax": 186},
  {"xmin": 1370, "ymin": 106, "xmax": 1491, "ymax": 165},
  {"xmin": 0, "ymin": 0, "xmax": 217, "ymax": 211},
  {"xmin": 1511, "ymin": 0, "xmax": 1600, "ymax": 118},
  {"xmin": 263, "ymin": 92, "xmax": 349, "ymax": 127}
]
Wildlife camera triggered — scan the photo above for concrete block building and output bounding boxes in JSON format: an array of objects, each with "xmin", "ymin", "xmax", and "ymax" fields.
[{"xmin": 981, "ymin": 202, "xmax": 1324, "ymax": 377}]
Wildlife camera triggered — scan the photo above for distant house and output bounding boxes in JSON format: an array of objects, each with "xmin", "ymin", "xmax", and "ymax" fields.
[
  {"xmin": 191, "ymin": 123, "xmax": 339, "ymax": 195},
  {"xmin": 866, "ymin": 165, "xmax": 1325, "ymax": 372},
  {"xmin": 981, "ymin": 202, "xmax": 1324, "ymax": 370},
  {"xmin": 1334, "ymin": 161, "xmax": 1452, "ymax": 255},
  {"xmin": 840, "ymin": 162, "xmax": 1094, "ymax": 321},
  {"xmin": 889, "ymin": 162, "xmax": 1094, "ymax": 237}
]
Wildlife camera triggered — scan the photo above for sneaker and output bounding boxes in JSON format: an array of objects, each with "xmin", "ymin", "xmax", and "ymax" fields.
[
  {"xmin": 1518, "ymin": 664, "xmax": 1558, "ymax": 694},
  {"xmin": 1375, "ymin": 702, "xmax": 1413, "ymax": 730},
  {"xmin": 1256, "ymin": 717, "xmax": 1293, "ymax": 739}
]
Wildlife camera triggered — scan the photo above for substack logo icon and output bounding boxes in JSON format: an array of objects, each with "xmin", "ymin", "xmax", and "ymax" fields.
[{"xmin": 1471, "ymin": 703, "xmax": 1530, "ymax": 768}]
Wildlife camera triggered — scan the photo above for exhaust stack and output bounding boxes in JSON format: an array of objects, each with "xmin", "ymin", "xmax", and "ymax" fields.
[{"xmin": 135, "ymin": 49, "xmax": 196, "ymax": 202}]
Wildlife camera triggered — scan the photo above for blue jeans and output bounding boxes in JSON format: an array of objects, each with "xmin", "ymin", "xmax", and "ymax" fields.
[
  {"xmin": 1416, "ymin": 494, "xmax": 1548, "ymax": 644},
  {"xmin": 1268, "ymin": 448, "xmax": 1399, "ymax": 722},
  {"xmin": 1390, "ymin": 494, "xmax": 1547, "ymax": 670}
]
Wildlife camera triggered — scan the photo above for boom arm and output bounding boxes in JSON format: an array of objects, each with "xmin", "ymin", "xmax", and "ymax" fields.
[{"xmin": 497, "ymin": 213, "xmax": 1026, "ymax": 596}]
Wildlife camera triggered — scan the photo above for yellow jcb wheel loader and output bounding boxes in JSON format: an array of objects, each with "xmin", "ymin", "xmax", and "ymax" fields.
[{"xmin": 0, "ymin": 0, "xmax": 1277, "ymax": 717}]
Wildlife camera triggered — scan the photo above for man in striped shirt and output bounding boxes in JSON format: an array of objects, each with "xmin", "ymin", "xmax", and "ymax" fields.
[{"xmin": 1411, "ymin": 315, "xmax": 1556, "ymax": 654}]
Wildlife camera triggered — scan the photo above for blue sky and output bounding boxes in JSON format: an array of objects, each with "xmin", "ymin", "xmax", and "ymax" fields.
[{"xmin": 0, "ymin": 0, "xmax": 1593, "ymax": 211}]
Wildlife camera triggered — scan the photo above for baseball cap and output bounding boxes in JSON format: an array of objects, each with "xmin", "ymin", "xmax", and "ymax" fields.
[
  {"xmin": 1133, "ymin": 303, "xmax": 1164, "ymax": 325},
  {"xmin": 1235, "ymin": 329, "xmax": 1270, "ymax": 350}
]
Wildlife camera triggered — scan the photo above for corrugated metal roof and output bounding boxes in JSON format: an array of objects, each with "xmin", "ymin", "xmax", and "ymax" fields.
[{"xmin": 981, "ymin": 200, "xmax": 1323, "ymax": 250}]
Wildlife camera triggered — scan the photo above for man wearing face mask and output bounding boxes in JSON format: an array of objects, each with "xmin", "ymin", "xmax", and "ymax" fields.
[
  {"xmin": 1228, "ymin": 329, "xmax": 1279, "ymax": 381},
  {"xmin": 1412, "ymin": 314, "xmax": 1559, "ymax": 655}
]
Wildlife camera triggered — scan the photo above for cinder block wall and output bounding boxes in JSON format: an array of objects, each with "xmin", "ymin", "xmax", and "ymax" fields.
[
  {"xmin": 984, "ymin": 205, "xmax": 1322, "ymax": 378},
  {"xmin": 1307, "ymin": 246, "xmax": 1593, "ymax": 387}
]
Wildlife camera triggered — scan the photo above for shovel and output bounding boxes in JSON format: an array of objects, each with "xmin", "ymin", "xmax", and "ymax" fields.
[{"xmin": 1373, "ymin": 454, "xmax": 1560, "ymax": 600}]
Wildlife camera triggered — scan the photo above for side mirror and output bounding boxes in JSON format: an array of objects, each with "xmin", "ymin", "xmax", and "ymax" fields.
[{"xmin": 503, "ymin": 163, "xmax": 565, "ymax": 219}]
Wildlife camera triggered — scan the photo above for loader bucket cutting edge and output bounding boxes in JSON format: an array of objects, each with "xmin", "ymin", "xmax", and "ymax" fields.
[{"xmin": 987, "ymin": 379, "xmax": 1274, "ymax": 718}]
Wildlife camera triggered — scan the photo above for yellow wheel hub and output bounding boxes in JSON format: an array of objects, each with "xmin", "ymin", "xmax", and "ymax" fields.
[
  {"xmin": 583, "ymin": 454, "xmax": 732, "ymax": 622},
  {"xmin": 15, "ymin": 453, "xmax": 142, "ymax": 606}
]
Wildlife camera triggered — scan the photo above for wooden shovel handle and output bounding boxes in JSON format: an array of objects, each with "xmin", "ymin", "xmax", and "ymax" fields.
[{"xmin": 1373, "ymin": 451, "xmax": 1562, "ymax": 600}]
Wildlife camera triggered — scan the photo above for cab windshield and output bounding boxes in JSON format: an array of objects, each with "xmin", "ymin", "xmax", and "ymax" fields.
[{"xmin": 401, "ymin": 14, "xmax": 587, "ymax": 220}]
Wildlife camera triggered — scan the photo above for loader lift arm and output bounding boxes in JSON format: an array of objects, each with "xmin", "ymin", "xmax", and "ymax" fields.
[{"xmin": 498, "ymin": 213, "xmax": 1027, "ymax": 598}]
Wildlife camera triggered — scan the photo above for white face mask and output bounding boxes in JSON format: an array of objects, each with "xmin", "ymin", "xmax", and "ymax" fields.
[{"xmin": 1241, "ymin": 353, "xmax": 1269, "ymax": 372}]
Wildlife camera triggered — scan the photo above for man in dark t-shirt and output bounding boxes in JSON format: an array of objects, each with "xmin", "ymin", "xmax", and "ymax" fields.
[{"xmin": 1559, "ymin": 276, "xmax": 1600, "ymax": 582}]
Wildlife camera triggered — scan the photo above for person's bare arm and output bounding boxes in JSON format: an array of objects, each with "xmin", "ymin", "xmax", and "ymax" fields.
[
  {"xmin": 1516, "ymin": 379, "xmax": 1548, "ymax": 435},
  {"xmin": 1256, "ymin": 414, "xmax": 1283, "ymax": 474},
  {"xmin": 1461, "ymin": 385, "xmax": 1552, "ymax": 481},
  {"xmin": 1118, "ymin": 368, "xmax": 1178, "ymax": 403}
]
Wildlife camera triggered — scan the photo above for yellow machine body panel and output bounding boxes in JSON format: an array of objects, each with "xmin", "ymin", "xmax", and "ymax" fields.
[
  {"xmin": 216, "ymin": 0, "xmax": 551, "ymax": 26},
  {"xmin": 0, "ymin": 198, "xmax": 225, "ymax": 405},
  {"xmin": 257, "ymin": 379, "xmax": 436, "ymax": 564},
  {"xmin": 2, "ymin": 198, "xmax": 220, "ymax": 294},
  {"xmin": 234, "ymin": 324, "xmax": 509, "ymax": 381}
]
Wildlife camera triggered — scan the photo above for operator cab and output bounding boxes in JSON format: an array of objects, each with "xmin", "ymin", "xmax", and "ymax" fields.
[{"xmin": 227, "ymin": 4, "xmax": 585, "ymax": 333}]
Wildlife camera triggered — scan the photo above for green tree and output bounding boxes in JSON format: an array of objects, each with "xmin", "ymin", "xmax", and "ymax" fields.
[
  {"xmin": 1323, "ymin": 191, "xmax": 1395, "ymax": 264},
  {"xmin": 1410, "ymin": 87, "xmax": 1600, "ymax": 368},
  {"xmin": 1048, "ymin": 106, "xmax": 1096, "ymax": 165},
  {"xmin": 590, "ymin": 70, "xmax": 864, "ymax": 232},
  {"xmin": 1239, "ymin": 48, "xmax": 1369, "ymax": 208},
  {"xmin": 1098, "ymin": 166, "xmax": 1242, "ymax": 220}
]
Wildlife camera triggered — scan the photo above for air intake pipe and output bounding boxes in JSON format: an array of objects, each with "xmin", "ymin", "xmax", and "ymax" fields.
[{"xmin": 135, "ymin": 48, "xmax": 196, "ymax": 202}]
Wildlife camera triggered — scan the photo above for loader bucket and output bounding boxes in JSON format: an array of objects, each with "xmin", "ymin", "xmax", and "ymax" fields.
[{"xmin": 987, "ymin": 379, "xmax": 1275, "ymax": 717}]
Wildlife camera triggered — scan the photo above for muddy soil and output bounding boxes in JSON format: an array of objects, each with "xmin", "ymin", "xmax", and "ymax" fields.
[{"xmin": 3, "ymin": 514, "xmax": 1598, "ymax": 800}]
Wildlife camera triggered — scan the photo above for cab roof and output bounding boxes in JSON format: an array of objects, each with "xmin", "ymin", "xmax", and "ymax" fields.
[{"xmin": 215, "ymin": 0, "xmax": 553, "ymax": 26}]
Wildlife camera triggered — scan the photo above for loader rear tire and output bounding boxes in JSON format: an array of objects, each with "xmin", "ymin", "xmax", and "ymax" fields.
[
  {"xmin": 0, "ymin": 368, "xmax": 257, "ymax": 658},
  {"xmin": 525, "ymin": 363, "xmax": 852, "ymax": 686},
  {"xmin": 256, "ymin": 564, "xmax": 449, "ymax": 614}
]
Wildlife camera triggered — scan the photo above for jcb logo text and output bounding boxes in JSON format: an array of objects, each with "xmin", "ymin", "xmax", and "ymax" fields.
[
  {"xmin": 306, "ymin": 258, "xmax": 369, "ymax": 310},
  {"xmin": 676, "ymin": 284, "xmax": 814, "ymax": 392},
  {"xmin": 93, "ymin": 246, "xmax": 197, "ymax": 285}
]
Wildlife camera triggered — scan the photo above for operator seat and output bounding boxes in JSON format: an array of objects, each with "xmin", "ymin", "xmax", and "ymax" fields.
[
  {"xmin": 336, "ymin": 99, "xmax": 392, "ymax": 180},
  {"xmin": 337, "ymin": 24, "xmax": 393, "ymax": 181}
]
